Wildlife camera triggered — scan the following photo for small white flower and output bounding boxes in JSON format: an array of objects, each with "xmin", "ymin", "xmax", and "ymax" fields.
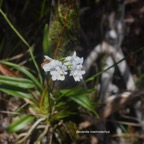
[
  {"xmin": 42, "ymin": 52, "xmax": 85, "ymax": 81},
  {"xmin": 64, "ymin": 51, "xmax": 84, "ymax": 69},
  {"xmin": 70, "ymin": 69, "xmax": 85, "ymax": 81},
  {"xmin": 64, "ymin": 51, "xmax": 85, "ymax": 81},
  {"xmin": 50, "ymin": 67, "xmax": 67, "ymax": 81},
  {"xmin": 42, "ymin": 59, "xmax": 67, "ymax": 81}
]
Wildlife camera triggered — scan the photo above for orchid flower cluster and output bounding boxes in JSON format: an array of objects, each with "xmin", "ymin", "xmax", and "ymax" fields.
[{"xmin": 42, "ymin": 51, "xmax": 85, "ymax": 81}]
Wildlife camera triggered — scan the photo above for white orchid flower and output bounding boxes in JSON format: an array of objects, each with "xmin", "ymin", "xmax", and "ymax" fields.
[
  {"xmin": 42, "ymin": 60, "xmax": 67, "ymax": 81},
  {"xmin": 42, "ymin": 51, "xmax": 85, "ymax": 81},
  {"xmin": 64, "ymin": 51, "xmax": 85, "ymax": 81}
]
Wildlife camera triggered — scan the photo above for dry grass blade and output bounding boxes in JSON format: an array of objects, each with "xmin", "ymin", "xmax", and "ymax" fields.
[{"xmin": 0, "ymin": 64, "xmax": 21, "ymax": 77}]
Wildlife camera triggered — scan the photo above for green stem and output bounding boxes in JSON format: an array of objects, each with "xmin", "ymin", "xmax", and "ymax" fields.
[
  {"xmin": 0, "ymin": 9, "xmax": 43, "ymax": 84},
  {"xmin": 0, "ymin": 9, "xmax": 29, "ymax": 47}
]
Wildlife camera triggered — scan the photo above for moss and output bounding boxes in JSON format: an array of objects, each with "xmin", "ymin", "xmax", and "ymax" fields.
[{"xmin": 48, "ymin": 0, "xmax": 80, "ymax": 59}]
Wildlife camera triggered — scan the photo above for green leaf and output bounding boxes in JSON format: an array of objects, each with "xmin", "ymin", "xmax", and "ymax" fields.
[
  {"xmin": 40, "ymin": 0, "xmax": 47, "ymax": 18},
  {"xmin": 0, "ymin": 75, "xmax": 35, "ymax": 89},
  {"xmin": 59, "ymin": 88, "xmax": 98, "ymax": 116},
  {"xmin": 0, "ymin": 86, "xmax": 34, "ymax": 100},
  {"xmin": 70, "ymin": 94, "xmax": 98, "ymax": 116},
  {"xmin": 52, "ymin": 111, "xmax": 75, "ymax": 120},
  {"xmin": 59, "ymin": 88, "xmax": 95, "ymax": 98},
  {"xmin": 7, "ymin": 115, "xmax": 34, "ymax": 133},
  {"xmin": 43, "ymin": 24, "xmax": 50, "ymax": 55},
  {"xmin": 0, "ymin": 61, "xmax": 43, "ymax": 90},
  {"xmin": 55, "ymin": 101, "xmax": 66, "ymax": 109}
]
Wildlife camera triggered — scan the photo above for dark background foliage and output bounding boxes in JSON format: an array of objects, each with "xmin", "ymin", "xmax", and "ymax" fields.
[{"xmin": 1, "ymin": 0, "xmax": 144, "ymax": 143}]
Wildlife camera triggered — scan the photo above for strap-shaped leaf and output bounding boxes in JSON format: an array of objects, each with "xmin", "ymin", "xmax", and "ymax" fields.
[
  {"xmin": 43, "ymin": 24, "xmax": 51, "ymax": 55},
  {"xmin": 70, "ymin": 94, "xmax": 98, "ymax": 116},
  {"xmin": 52, "ymin": 111, "xmax": 75, "ymax": 120},
  {"xmin": 59, "ymin": 89, "xmax": 98, "ymax": 116},
  {"xmin": 0, "ymin": 87, "xmax": 34, "ymax": 100},
  {"xmin": 0, "ymin": 75, "xmax": 35, "ymax": 89},
  {"xmin": 0, "ymin": 61, "xmax": 43, "ymax": 90},
  {"xmin": 7, "ymin": 115, "xmax": 34, "ymax": 133}
]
